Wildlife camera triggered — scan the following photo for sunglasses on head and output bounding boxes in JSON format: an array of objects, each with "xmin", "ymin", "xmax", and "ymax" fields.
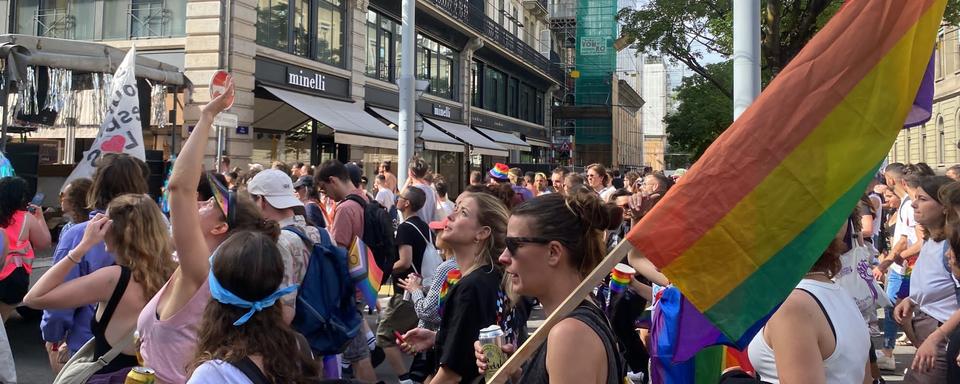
[{"xmin": 505, "ymin": 236, "xmax": 553, "ymax": 254}]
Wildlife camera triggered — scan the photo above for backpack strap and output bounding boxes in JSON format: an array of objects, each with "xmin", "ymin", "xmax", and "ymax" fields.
[
  {"xmin": 233, "ymin": 357, "xmax": 272, "ymax": 384},
  {"xmin": 344, "ymin": 194, "xmax": 367, "ymax": 209},
  {"xmin": 402, "ymin": 220, "xmax": 432, "ymax": 276},
  {"xmin": 282, "ymin": 225, "xmax": 313, "ymax": 248}
]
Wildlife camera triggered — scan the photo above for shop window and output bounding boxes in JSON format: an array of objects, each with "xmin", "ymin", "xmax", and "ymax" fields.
[
  {"xmin": 484, "ymin": 66, "xmax": 506, "ymax": 114},
  {"xmin": 471, "ymin": 61, "xmax": 483, "ymax": 108},
  {"xmin": 535, "ymin": 92, "xmax": 544, "ymax": 124},
  {"xmin": 257, "ymin": 0, "xmax": 289, "ymax": 51},
  {"xmin": 315, "ymin": 0, "xmax": 343, "ymax": 66},
  {"xmin": 507, "ymin": 78, "xmax": 518, "ymax": 118},
  {"xmin": 256, "ymin": 0, "xmax": 343, "ymax": 67},
  {"xmin": 365, "ymin": 9, "xmax": 399, "ymax": 81},
  {"xmin": 292, "ymin": 0, "xmax": 310, "ymax": 56},
  {"xmin": 415, "ymin": 33, "xmax": 458, "ymax": 100}
]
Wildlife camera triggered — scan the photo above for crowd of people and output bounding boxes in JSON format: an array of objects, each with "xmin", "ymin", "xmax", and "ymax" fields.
[{"xmin": 2, "ymin": 81, "xmax": 960, "ymax": 384}]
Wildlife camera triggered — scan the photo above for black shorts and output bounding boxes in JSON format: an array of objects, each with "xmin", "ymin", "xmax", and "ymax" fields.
[{"xmin": 0, "ymin": 266, "xmax": 29, "ymax": 305}]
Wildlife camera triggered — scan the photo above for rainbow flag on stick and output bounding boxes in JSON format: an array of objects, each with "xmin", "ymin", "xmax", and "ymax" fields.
[
  {"xmin": 348, "ymin": 237, "xmax": 383, "ymax": 307},
  {"xmin": 487, "ymin": 2, "xmax": 943, "ymax": 382},
  {"xmin": 627, "ymin": 0, "xmax": 944, "ymax": 344}
]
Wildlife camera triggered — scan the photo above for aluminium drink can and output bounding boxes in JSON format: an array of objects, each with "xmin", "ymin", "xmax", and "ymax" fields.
[{"xmin": 479, "ymin": 324, "xmax": 506, "ymax": 382}]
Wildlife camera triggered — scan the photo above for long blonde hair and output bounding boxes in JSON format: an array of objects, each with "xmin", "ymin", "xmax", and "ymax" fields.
[{"xmin": 105, "ymin": 194, "xmax": 176, "ymax": 299}]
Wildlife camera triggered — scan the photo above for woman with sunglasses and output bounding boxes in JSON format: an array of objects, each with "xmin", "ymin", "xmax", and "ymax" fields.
[
  {"xmin": 400, "ymin": 192, "xmax": 510, "ymax": 384},
  {"xmin": 136, "ymin": 80, "xmax": 277, "ymax": 383},
  {"xmin": 475, "ymin": 189, "xmax": 627, "ymax": 383}
]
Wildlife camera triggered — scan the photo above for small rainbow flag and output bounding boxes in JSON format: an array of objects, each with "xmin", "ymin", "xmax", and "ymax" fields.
[
  {"xmin": 651, "ymin": 287, "xmax": 753, "ymax": 384},
  {"xmin": 437, "ymin": 268, "xmax": 462, "ymax": 317},
  {"xmin": 348, "ymin": 237, "xmax": 383, "ymax": 307},
  {"xmin": 628, "ymin": 0, "xmax": 944, "ymax": 345},
  {"xmin": 159, "ymin": 155, "xmax": 175, "ymax": 214}
]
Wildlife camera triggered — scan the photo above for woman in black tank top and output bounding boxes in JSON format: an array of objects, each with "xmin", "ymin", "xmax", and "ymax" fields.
[
  {"xmin": 477, "ymin": 190, "xmax": 627, "ymax": 383},
  {"xmin": 23, "ymin": 194, "xmax": 175, "ymax": 376}
]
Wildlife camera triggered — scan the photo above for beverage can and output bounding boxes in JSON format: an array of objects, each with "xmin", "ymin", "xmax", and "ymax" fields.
[
  {"xmin": 479, "ymin": 324, "xmax": 506, "ymax": 381},
  {"xmin": 124, "ymin": 366, "xmax": 156, "ymax": 384}
]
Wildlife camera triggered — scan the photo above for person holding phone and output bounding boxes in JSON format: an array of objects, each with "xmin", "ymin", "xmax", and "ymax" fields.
[{"xmin": 0, "ymin": 176, "xmax": 52, "ymax": 323}]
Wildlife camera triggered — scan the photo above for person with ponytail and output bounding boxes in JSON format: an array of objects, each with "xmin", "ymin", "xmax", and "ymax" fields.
[
  {"xmin": 400, "ymin": 193, "xmax": 510, "ymax": 384},
  {"xmin": 473, "ymin": 189, "xmax": 627, "ymax": 383},
  {"xmin": 136, "ymin": 79, "xmax": 281, "ymax": 383},
  {"xmin": 23, "ymin": 194, "xmax": 176, "ymax": 379},
  {"xmin": 187, "ymin": 231, "xmax": 320, "ymax": 383}
]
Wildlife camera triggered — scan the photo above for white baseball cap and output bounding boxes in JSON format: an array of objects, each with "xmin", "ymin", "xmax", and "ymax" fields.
[{"xmin": 247, "ymin": 169, "xmax": 303, "ymax": 209}]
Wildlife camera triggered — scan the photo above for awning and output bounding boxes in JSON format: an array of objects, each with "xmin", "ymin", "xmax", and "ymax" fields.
[
  {"xmin": 525, "ymin": 137, "xmax": 552, "ymax": 147},
  {"xmin": 423, "ymin": 117, "xmax": 509, "ymax": 157},
  {"xmin": 261, "ymin": 85, "xmax": 398, "ymax": 149},
  {"xmin": 368, "ymin": 107, "xmax": 464, "ymax": 153},
  {"xmin": 474, "ymin": 127, "xmax": 532, "ymax": 152}
]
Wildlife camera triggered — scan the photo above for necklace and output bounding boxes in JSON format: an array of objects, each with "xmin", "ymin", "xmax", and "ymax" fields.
[{"xmin": 804, "ymin": 271, "xmax": 829, "ymax": 277}]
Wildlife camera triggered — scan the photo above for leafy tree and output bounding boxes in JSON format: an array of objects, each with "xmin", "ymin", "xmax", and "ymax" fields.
[
  {"xmin": 618, "ymin": 0, "xmax": 960, "ymax": 98},
  {"xmin": 664, "ymin": 61, "xmax": 733, "ymax": 160}
]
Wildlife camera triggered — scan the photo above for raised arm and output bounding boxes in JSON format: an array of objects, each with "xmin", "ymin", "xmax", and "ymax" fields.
[
  {"xmin": 24, "ymin": 214, "xmax": 115, "ymax": 309},
  {"xmin": 168, "ymin": 79, "xmax": 234, "ymax": 287},
  {"xmin": 26, "ymin": 205, "xmax": 52, "ymax": 250}
]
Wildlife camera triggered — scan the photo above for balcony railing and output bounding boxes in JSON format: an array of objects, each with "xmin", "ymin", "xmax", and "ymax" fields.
[
  {"xmin": 523, "ymin": 0, "xmax": 549, "ymax": 16},
  {"xmin": 429, "ymin": 0, "xmax": 565, "ymax": 84},
  {"xmin": 35, "ymin": 9, "xmax": 75, "ymax": 39},
  {"xmin": 129, "ymin": 2, "xmax": 172, "ymax": 39}
]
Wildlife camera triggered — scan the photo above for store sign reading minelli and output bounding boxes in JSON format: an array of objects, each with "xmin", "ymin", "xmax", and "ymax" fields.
[
  {"xmin": 432, "ymin": 104, "xmax": 452, "ymax": 118},
  {"xmin": 287, "ymin": 69, "xmax": 326, "ymax": 92}
]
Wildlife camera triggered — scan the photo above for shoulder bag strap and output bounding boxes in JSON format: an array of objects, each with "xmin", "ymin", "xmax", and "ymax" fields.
[
  {"xmin": 96, "ymin": 325, "xmax": 137, "ymax": 365},
  {"xmin": 233, "ymin": 357, "xmax": 272, "ymax": 384}
]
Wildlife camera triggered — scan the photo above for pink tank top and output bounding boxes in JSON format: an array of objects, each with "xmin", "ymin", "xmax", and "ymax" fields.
[
  {"xmin": 1, "ymin": 211, "xmax": 35, "ymax": 280},
  {"xmin": 137, "ymin": 277, "xmax": 211, "ymax": 384}
]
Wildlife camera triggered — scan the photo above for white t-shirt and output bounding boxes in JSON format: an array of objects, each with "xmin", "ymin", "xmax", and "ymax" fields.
[
  {"xmin": 909, "ymin": 239, "xmax": 960, "ymax": 323},
  {"xmin": 187, "ymin": 360, "xmax": 252, "ymax": 384},
  {"xmin": 375, "ymin": 188, "xmax": 395, "ymax": 210},
  {"xmin": 891, "ymin": 194, "xmax": 917, "ymax": 274},
  {"xmin": 598, "ymin": 186, "xmax": 616, "ymax": 202}
]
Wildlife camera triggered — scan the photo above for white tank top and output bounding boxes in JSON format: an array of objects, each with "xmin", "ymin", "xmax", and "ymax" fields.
[
  {"xmin": 748, "ymin": 279, "xmax": 869, "ymax": 384},
  {"xmin": 908, "ymin": 239, "xmax": 959, "ymax": 322}
]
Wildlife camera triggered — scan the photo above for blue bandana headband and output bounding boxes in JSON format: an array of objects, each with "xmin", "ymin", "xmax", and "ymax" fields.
[{"xmin": 207, "ymin": 255, "xmax": 298, "ymax": 326}]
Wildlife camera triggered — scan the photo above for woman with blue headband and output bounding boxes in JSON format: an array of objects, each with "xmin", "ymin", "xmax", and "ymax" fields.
[
  {"xmin": 137, "ymin": 78, "xmax": 281, "ymax": 383},
  {"xmin": 186, "ymin": 230, "xmax": 318, "ymax": 383}
]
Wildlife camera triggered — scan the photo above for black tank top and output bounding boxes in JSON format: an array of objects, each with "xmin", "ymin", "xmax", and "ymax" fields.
[
  {"xmin": 520, "ymin": 299, "xmax": 626, "ymax": 384},
  {"xmin": 90, "ymin": 266, "xmax": 139, "ymax": 374}
]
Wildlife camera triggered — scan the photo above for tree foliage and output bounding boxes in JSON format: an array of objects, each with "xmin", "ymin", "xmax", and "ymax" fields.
[
  {"xmin": 618, "ymin": 0, "xmax": 960, "ymax": 97},
  {"xmin": 664, "ymin": 61, "xmax": 733, "ymax": 160}
]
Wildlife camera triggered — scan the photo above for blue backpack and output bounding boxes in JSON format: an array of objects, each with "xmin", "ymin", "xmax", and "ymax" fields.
[{"xmin": 283, "ymin": 226, "xmax": 362, "ymax": 355}]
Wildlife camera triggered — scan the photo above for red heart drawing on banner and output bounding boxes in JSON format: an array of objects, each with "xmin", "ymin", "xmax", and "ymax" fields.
[{"xmin": 101, "ymin": 135, "xmax": 126, "ymax": 153}]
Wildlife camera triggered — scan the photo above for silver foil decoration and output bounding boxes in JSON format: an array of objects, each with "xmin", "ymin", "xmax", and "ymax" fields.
[
  {"xmin": 149, "ymin": 81, "xmax": 168, "ymax": 128},
  {"xmin": 44, "ymin": 68, "xmax": 73, "ymax": 113}
]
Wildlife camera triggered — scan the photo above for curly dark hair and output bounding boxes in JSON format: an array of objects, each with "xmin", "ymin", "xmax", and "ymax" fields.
[
  {"xmin": 62, "ymin": 178, "xmax": 93, "ymax": 223},
  {"xmin": 0, "ymin": 177, "xmax": 30, "ymax": 227},
  {"xmin": 190, "ymin": 231, "xmax": 318, "ymax": 382}
]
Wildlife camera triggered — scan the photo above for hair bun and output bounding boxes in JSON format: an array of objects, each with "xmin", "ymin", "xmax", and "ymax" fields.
[{"xmin": 565, "ymin": 189, "xmax": 622, "ymax": 232}]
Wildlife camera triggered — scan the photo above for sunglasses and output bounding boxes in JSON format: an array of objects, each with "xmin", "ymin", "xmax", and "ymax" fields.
[{"xmin": 505, "ymin": 236, "xmax": 553, "ymax": 254}]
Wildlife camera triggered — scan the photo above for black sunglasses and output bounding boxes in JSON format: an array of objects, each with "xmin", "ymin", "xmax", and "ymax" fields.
[{"xmin": 505, "ymin": 236, "xmax": 553, "ymax": 254}]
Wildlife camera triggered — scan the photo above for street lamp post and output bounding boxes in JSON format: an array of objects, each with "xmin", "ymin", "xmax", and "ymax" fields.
[{"xmin": 398, "ymin": 0, "xmax": 416, "ymax": 189}]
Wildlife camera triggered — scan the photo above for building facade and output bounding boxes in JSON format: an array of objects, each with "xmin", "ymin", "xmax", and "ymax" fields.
[
  {"xmin": 3, "ymin": 0, "xmax": 566, "ymax": 190},
  {"xmin": 641, "ymin": 56, "xmax": 667, "ymax": 170},
  {"xmin": 889, "ymin": 26, "xmax": 960, "ymax": 169}
]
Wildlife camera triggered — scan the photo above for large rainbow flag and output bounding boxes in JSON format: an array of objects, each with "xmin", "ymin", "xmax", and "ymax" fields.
[
  {"xmin": 628, "ymin": 0, "xmax": 945, "ymax": 344},
  {"xmin": 348, "ymin": 237, "xmax": 383, "ymax": 307}
]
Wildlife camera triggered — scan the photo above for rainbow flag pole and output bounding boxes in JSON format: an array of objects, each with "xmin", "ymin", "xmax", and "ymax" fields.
[{"xmin": 488, "ymin": 1, "xmax": 944, "ymax": 382}]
